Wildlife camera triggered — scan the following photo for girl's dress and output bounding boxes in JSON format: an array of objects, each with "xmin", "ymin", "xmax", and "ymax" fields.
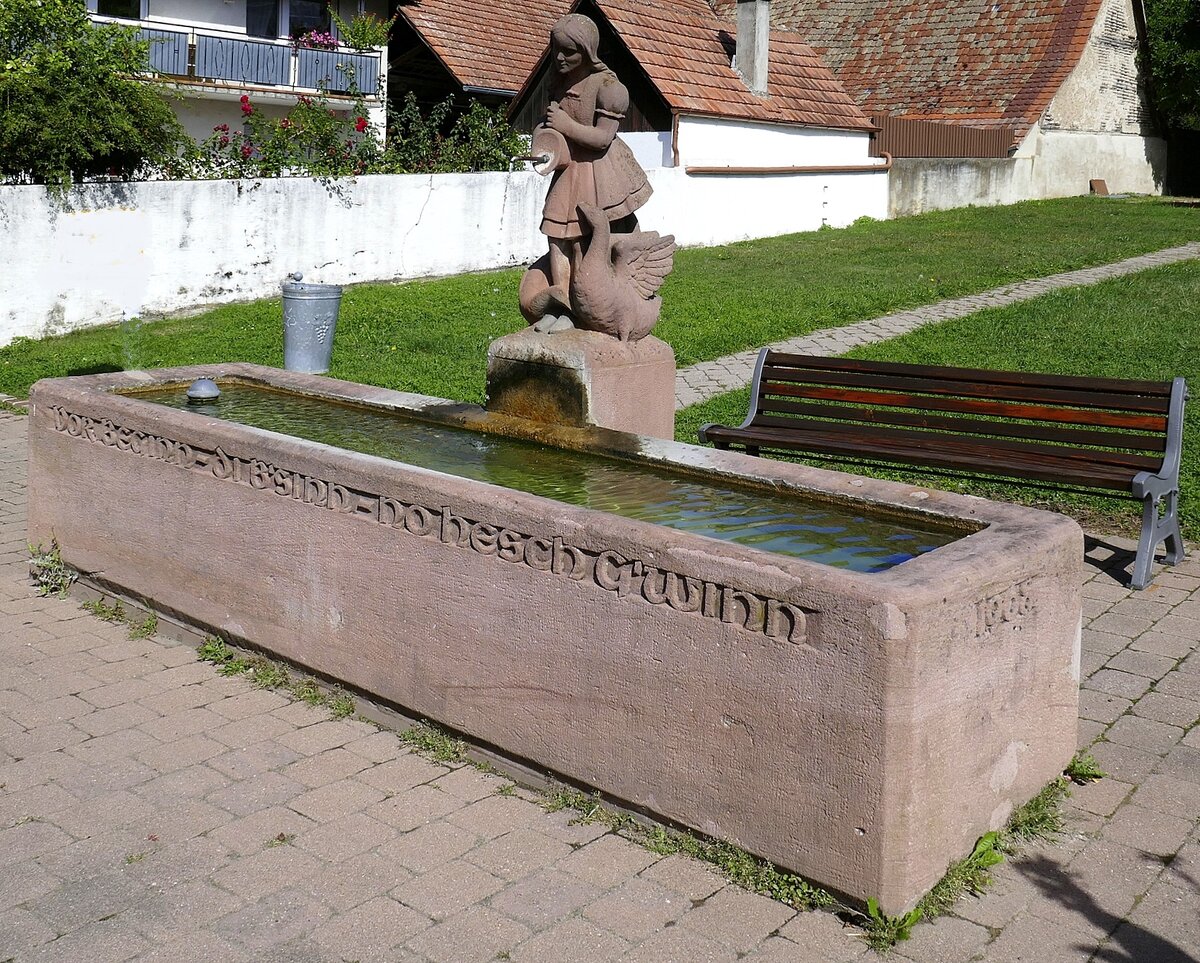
[{"xmin": 540, "ymin": 70, "xmax": 653, "ymax": 241}]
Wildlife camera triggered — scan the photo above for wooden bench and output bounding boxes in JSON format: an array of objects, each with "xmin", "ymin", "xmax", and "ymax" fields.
[{"xmin": 698, "ymin": 349, "xmax": 1188, "ymax": 589}]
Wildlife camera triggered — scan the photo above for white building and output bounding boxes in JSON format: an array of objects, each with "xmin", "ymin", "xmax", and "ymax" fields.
[{"xmin": 85, "ymin": 0, "xmax": 389, "ymax": 140}]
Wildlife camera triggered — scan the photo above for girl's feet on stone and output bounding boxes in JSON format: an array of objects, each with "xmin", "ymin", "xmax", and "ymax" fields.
[{"xmin": 533, "ymin": 313, "xmax": 575, "ymax": 333}]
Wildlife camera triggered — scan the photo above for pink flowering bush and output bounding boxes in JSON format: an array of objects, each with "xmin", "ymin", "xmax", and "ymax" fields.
[
  {"xmin": 292, "ymin": 29, "xmax": 339, "ymax": 50},
  {"xmin": 167, "ymin": 90, "xmax": 381, "ymax": 179}
]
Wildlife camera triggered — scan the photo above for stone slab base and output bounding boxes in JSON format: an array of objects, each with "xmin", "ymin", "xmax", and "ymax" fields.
[{"xmin": 486, "ymin": 328, "xmax": 676, "ymax": 440}]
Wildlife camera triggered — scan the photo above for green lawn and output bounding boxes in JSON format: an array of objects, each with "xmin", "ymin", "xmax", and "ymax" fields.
[
  {"xmin": 676, "ymin": 260, "xmax": 1200, "ymax": 540},
  {"xmin": 1, "ymin": 195, "xmax": 1196, "ymax": 401}
]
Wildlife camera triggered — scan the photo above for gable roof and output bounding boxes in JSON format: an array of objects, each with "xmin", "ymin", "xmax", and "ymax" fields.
[
  {"xmin": 709, "ymin": 0, "xmax": 1105, "ymax": 139},
  {"xmin": 395, "ymin": 0, "xmax": 568, "ymax": 93},
  {"xmin": 593, "ymin": 0, "xmax": 873, "ymax": 130}
]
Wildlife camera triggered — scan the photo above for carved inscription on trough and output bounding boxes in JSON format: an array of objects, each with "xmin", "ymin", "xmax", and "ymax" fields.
[
  {"xmin": 49, "ymin": 406, "xmax": 812, "ymax": 645},
  {"xmin": 976, "ymin": 580, "xmax": 1035, "ymax": 639}
]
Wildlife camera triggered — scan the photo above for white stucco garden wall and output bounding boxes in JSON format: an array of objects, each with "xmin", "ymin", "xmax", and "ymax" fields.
[{"xmin": 0, "ymin": 156, "xmax": 889, "ymax": 345}]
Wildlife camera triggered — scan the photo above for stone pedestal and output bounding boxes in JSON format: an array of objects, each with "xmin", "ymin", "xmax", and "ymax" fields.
[{"xmin": 486, "ymin": 328, "xmax": 676, "ymax": 439}]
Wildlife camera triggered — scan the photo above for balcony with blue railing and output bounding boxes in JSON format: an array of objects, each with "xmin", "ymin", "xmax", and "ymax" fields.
[{"xmin": 90, "ymin": 16, "xmax": 382, "ymax": 97}]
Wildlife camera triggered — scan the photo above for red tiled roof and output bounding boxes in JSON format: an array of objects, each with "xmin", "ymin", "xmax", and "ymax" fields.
[
  {"xmin": 596, "ymin": 0, "xmax": 874, "ymax": 130},
  {"xmin": 397, "ymin": 0, "xmax": 569, "ymax": 93},
  {"xmin": 710, "ymin": 0, "xmax": 1105, "ymax": 140},
  {"xmin": 399, "ymin": 0, "xmax": 872, "ymax": 131}
]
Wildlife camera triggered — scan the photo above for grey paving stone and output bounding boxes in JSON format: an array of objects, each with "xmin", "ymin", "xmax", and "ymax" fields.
[
  {"xmin": 677, "ymin": 884, "xmax": 796, "ymax": 953},
  {"xmin": 1134, "ymin": 691, "xmax": 1200, "ymax": 728},
  {"xmin": 1101, "ymin": 803, "xmax": 1193, "ymax": 858},
  {"xmin": 1068, "ymin": 777, "xmax": 1134, "ymax": 817},
  {"xmin": 557, "ymin": 833, "xmax": 662, "ymax": 889},
  {"xmin": 1078, "ymin": 689, "xmax": 1133, "ymax": 725},
  {"xmin": 392, "ymin": 858, "xmax": 505, "ymax": 920},
  {"xmin": 297, "ymin": 851, "xmax": 410, "ymax": 912},
  {"xmin": 405, "ymin": 905, "xmax": 530, "ymax": 963},
  {"xmin": 895, "ymin": 915, "xmax": 991, "ymax": 963},
  {"xmin": 311, "ymin": 896, "xmax": 431, "ymax": 960},
  {"xmin": 511, "ymin": 915, "xmax": 630, "ymax": 962},
  {"xmin": 1156, "ymin": 744, "xmax": 1200, "ymax": 786},
  {"xmin": 1084, "ymin": 669, "xmax": 1155, "ymax": 701},
  {"xmin": 776, "ymin": 910, "xmax": 870, "ymax": 960},
  {"xmin": 213, "ymin": 844, "xmax": 323, "ymax": 900},
  {"xmin": 638, "ymin": 852, "xmax": 727, "ymax": 901},
  {"xmin": 487, "ymin": 868, "xmax": 603, "ymax": 928},
  {"xmin": 1088, "ymin": 741, "xmax": 1162, "ymax": 784},
  {"xmin": 23, "ymin": 917, "xmax": 149, "ymax": 963},
  {"xmin": 288, "ymin": 777, "xmax": 385, "ymax": 822},
  {"xmin": 368, "ymin": 783, "xmax": 466, "ymax": 831},
  {"xmin": 619, "ymin": 926, "xmax": 739, "ymax": 963},
  {"xmin": 1104, "ymin": 714, "xmax": 1185, "ymax": 755},
  {"xmin": 1107, "ymin": 881, "xmax": 1200, "ymax": 962},
  {"xmin": 0, "ymin": 905, "xmax": 57, "ymax": 956},
  {"xmin": 212, "ymin": 886, "xmax": 332, "ymax": 952},
  {"xmin": 462, "ymin": 826, "xmax": 571, "ymax": 881},
  {"xmin": 282, "ymin": 746, "xmax": 371, "ymax": 787},
  {"xmin": 1104, "ymin": 648, "xmax": 1178, "ymax": 681},
  {"xmin": 209, "ymin": 804, "xmax": 317, "ymax": 856},
  {"xmin": 581, "ymin": 876, "xmax": 690, "ymax": 942},
  {"xmin": 294, "ymin": 810, "xmax": 396, "ymax": 862}
]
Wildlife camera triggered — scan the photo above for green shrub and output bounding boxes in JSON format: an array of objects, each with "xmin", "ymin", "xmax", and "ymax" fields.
[
  {"xmin": 0, "ymin": 0, "xmax": 187, "ymax": 189},
  {"xmin": 328, "ymin": 7, "xmax": 396, "ymax": 50},
  {"xmin": 1142, "ymin": 0, "xmax": 1200, "ymax": 130}
]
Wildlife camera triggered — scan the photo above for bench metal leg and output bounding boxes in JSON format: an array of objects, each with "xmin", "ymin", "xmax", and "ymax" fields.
[{"xmin": 1132, "ymin": 490, "xmax": 1186, "ymax": 591}]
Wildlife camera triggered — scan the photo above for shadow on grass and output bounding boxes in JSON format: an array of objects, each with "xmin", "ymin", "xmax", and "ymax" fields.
[
  {"xmin": 65, "ymin": 363, "xmax": 124, "ymax": 378},
  {"xmin": 1017, "ymin": 853, "xmax": 1198, "ymax": 963}
]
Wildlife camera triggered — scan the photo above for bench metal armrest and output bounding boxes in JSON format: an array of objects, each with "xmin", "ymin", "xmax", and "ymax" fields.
[
  {"xmin": 1132, "ymin": 377, "xmax": 1188, "ymax": 499},
  {"xmin": 697, "ymin": 347, "xmax": 771, "ymax": 444}
]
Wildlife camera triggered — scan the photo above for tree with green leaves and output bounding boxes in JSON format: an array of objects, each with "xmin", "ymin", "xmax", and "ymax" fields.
[
  {"xmin": 0, "ymin": 0, "xmax": 187, "ymax": 189},
  {"xmin": 1141, "ymin": 0, "xmax": 1200, "ymax": 130}
]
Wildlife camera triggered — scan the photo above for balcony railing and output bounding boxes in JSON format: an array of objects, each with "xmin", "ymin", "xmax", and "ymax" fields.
[{"xmin": 91, "ymin": 17, "xmax": 381, "ymax": 96}]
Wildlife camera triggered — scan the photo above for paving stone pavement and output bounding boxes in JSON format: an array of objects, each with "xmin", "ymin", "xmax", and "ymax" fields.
[
  {"xmin": 674, "ymin": 241, "xmax": 1200, "ymax": 410},
  {"xmin": 1, "ymin": 403, "xmax": 1198, "ymax": 963}
]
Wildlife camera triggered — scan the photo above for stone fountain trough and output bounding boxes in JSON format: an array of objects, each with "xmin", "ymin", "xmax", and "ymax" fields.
[{"xmin": 27, "ymin": 363, "xmax": 1081, "ymax": 913}]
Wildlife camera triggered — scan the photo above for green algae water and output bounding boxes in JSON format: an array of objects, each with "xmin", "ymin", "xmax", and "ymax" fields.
[{"xmin": 136, "ymin": 383, "xmax": 964, "ymax": 572}]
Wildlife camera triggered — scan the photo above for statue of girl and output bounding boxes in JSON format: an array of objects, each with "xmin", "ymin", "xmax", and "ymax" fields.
[{"xmin": 519, "ymin": 13, "xmax": 653, "ymax": 333}]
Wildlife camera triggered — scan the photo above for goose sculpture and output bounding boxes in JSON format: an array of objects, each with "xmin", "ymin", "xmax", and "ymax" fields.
[{"xmin": 568, "ymin": 203, "xmax": 677, "ymax": 342}]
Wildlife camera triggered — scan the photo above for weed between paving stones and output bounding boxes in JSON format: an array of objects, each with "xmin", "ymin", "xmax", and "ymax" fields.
[
  {"xmin": 27, "ymin": 540, "xmax": 77, "ymax": 598},
  {"xmin": 196, "ymin": 637, "xmax": 357, "ymax": 720},
  {"xmin": 81, "ymin": 596, "xmax": 159, "ymax": 642}
]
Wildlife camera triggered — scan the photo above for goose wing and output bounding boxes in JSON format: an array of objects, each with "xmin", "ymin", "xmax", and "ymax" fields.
[{"xmin": 612, "ymin": 231, "xmax": 676, "ymax": 300}]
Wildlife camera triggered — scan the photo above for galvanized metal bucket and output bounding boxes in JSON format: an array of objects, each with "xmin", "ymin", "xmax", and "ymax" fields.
[{"xmin": 282, "ymin": 273, "xmax": 342, "ymax": 374}]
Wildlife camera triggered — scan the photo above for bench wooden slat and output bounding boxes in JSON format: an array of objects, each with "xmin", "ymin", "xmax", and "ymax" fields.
[
  {"xmin": 752, "ymin": 400, "xmax": 1168, "ymax": 452},
  {"xmin": 763, "ymin": 352, "xmax": 1174, "ymax": 398},
  {"xmin": 703, "ymin": 424, "xmax": 1135, "ymax": 490},
  {"xmin": 759, "ymin": 381, "xmax": 1170, "ymax": 432},
  {"xmin": 760, "ymin": 369, "xmax": 1173, "ymax": 414},
  {"xmin": 747, "ymin": 414, "xmax": 1165, "ymax": 472}
]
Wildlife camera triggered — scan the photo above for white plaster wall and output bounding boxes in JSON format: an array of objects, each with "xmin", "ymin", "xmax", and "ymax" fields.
[
  {"xmin": 0, "ymin": 175, "xmax": 547, "ymax": 345},
  {"xmin": 1043, "ymin": 0, "xmax": 1152, "ymax": 136},
  {"xmin": 622, "ymin": 132, "xmax": 674, "ymax": 170},
  {"xmin": 1021, "ymin": 127, "xmax": 1167, "ymax": 196},
  {"xmin": 148, "ymin": 0, "xmax": 245, "ymax": 31},
  {"xmin": 0, "ymin": 165, "xmax": 889, "ymax": 345},
  {"xmin": 888, "ymin": 159, "xmax": 1032, "ymax": 217},
  {"xmin": 642, "ymin": 168, "xmax": 888, "ymax": 245},
  {"xmin": 676, "ymin": 115, "xmax": 873, "ymax": 167},
  {"xmin": 889, "ymin": 130, "xmax": 1166, "ymax": 216},
  {"xmin": 168, "ymin": 97, "xmax": 291, "ymax": 144}
]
